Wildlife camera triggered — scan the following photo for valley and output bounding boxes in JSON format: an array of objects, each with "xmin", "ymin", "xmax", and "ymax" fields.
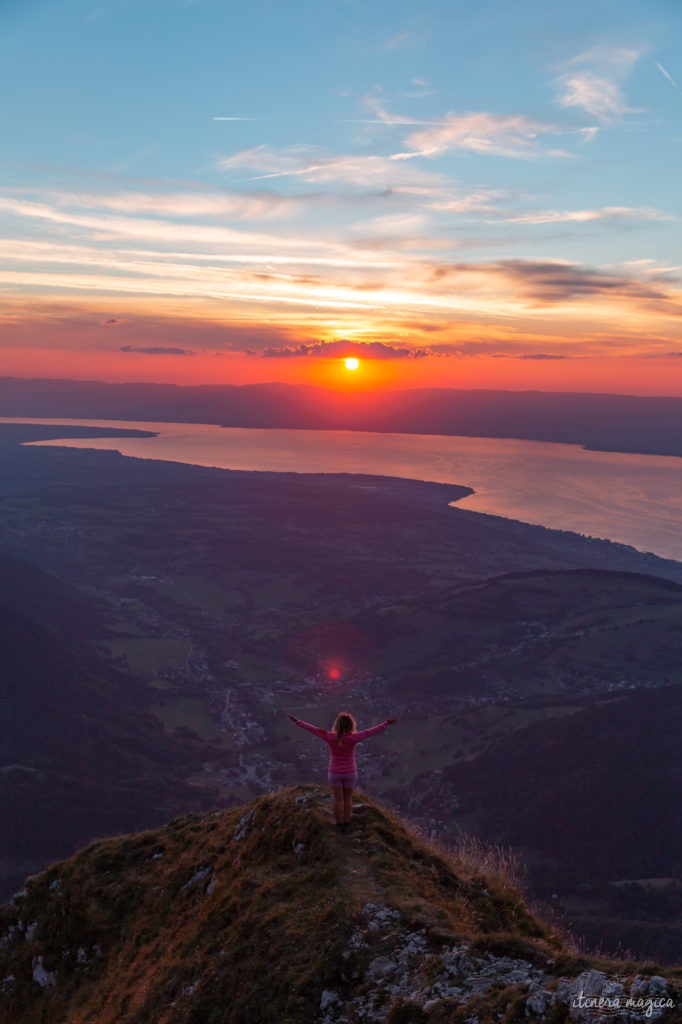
[{"xmin": 1, "ymin": 423, "xmax": 681, "ymax": 962}]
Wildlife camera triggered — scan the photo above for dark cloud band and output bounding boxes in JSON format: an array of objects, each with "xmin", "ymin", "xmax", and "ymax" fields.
[
  {"xmin": 119, "ymin": 345, "xmax": 194, "ymax": 356},
  {"xmin": 259, "ymin": 339, "xmax": 441, "ymax": 359}
]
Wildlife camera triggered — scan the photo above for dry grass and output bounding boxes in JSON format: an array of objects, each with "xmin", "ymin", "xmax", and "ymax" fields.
[
  {"xmin": 1, "ymin": 785, "xmax": 678, "ymax": 1024},
  {"xmin": 449, "ymin": 833, "xmax": 525, "ymax": 893}
]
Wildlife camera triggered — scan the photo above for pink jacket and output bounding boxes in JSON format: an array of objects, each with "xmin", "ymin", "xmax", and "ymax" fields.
[{"xmin": 294, "ymin": 719, "xmax": 390, "ymax": 773}]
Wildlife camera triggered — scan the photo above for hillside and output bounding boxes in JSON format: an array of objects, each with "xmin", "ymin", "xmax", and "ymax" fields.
[
  {"xmin": 450, "ymin": 682, "xmax": 682, "ymax": 883},
  {"xmin": 1, "ymin": 786, "xmax": 679, "ymax": 1024},
  {"xmin": 296, "ymin": 569, "xmax": 682, "ymax": 705},
  {"xmin": 0, "ymin": 557, "xmax": 219, "ymax": 901},
  {"xmin": 438, "ymin": 683, "xmax": 682, "ymax": 964}
]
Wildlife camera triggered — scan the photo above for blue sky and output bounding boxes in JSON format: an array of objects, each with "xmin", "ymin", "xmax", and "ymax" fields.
[{"xmin": 1, "ymin": 0, "xmax": 681, "ymax": 390}]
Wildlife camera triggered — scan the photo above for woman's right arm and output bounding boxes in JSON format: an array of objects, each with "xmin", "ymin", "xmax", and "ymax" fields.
[{"xmin": 288, "ymin": 715, "xmax": 328, "ymax": 739}]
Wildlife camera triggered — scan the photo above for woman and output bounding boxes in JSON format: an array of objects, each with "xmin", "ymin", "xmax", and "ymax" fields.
[{"xmin": 288, "ymin": 711, "xmax": 397, "ymax": 832}]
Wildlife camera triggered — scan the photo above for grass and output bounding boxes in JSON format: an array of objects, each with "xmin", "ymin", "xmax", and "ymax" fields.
[
  {"xmin": 0, "ymin": 788, "xmax": 351, "ymax": 1024},
  {"xmin": 1, "ymin": 790, "xmax": 680, "ymax": 1024},
  {"xmin": 0, "ymin": 785, "xmax": 562, "ymax": 1024}
]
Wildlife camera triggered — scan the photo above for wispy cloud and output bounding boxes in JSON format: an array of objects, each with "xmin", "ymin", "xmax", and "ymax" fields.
[
  {"xmin": 555, "ymin": 46, "xmax": 643, "ymax": 122},
  {"xmin": 219, "ymin": 144, "xmax": 445, "ymax": 188},
  {"xmin": 7, "ymin": 187, "xmax": 295, "ymax": 220},
  {"xmin": 357, "ymin": 91, "xmax": 565, "ymax": 160},
  {"xmin": 501, "ymin": 206, "xmax": 671, "ymax": 225},
  {"xmin": 489, "ymin": 351, "xmax": 572, "ymax": 360},
  {"xmin": 654, "ymin": 60, "xmax": 678, "ymax": 88},
  {"xmin": 3, "ymin": 185, "xmax": 681, "ymax": 330},
  {"xmin": 404, "ymin": 111, "xmax": 566, "ymax": 159},
  {"xmin": 0, "ymin": 195, "xmax": 358, "ymax": 259}
]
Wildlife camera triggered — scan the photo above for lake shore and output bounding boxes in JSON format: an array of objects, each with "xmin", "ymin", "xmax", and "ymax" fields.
[{"xmin": 4, "ymin": 417, "xmax": 681, "ymax": 564}]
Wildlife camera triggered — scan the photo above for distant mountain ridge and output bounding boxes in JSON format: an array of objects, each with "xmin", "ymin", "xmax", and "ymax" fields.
[
  {"xmin": 2, "ymin": 376, "xmax": 682, "ymax": 457},
  {"xmin": 1, "ymin": 786, "xmax": 679, "ymax": 1023}
]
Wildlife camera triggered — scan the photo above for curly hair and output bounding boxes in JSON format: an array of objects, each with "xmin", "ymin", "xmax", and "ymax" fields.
[{"xmin": 332, "ymin": 711, "xmax": 357, "ymax": 746}]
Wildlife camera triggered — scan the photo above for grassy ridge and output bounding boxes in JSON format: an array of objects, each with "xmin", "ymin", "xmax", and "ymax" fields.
[
  {"xmin": 2, "ymin": 787, "xmax": 680, "ymax": 1024},
  {"xmin": 0, "ymin": 787, "xmax": 561, "ymax": 1024}
]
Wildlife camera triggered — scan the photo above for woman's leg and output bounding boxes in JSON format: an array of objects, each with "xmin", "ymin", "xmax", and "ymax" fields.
[
  {"xmin": 342, "ymin": 782, "xmax": 354, "ymax": 823},
  {"xmin": 331, "ymin": 784, "xmax": 344, "ymax": 824}
]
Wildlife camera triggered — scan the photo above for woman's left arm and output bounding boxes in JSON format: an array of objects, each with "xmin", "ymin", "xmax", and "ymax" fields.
[{"xmin": 354, "ymin": 719, "xmax": 395, "ymax": 742}]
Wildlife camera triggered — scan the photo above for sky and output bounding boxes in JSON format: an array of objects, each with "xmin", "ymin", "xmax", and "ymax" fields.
[{"xmin": 1, "ymin": 0, "xmax": 682, "ymax": 394}]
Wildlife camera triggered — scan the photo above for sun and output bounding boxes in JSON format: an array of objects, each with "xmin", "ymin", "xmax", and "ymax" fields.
[{"xmin": 344, "ymin": 357, "xmax": 360, "ymax": 371}]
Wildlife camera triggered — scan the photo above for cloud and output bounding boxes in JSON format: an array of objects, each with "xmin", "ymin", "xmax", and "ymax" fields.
[
  {"xmin": 489, "ymin": 351, "xmax": 570, "ymax": 360},
  {"xmin": 259, "ymin": 339, "xmax": 442, "ymax": 359},
  {"xmin": 12, "ymin": 186, "xmax": 294, "ymax": 220},
  {"xmin": 429, "ymin": 188, "xmax": 513, "ymax": 214},
  {"xmin": 557, "ymin": 73, "xmax": 632, "ymax": 121},
  {"xmin": 358, "ymin": 92, "xmax": 564, "ymax": 160},
  {"xmin": 555, "ymin": 47, "xmax": 642, "ymax": 122},
  {"xmin": 120, "ymin": 345, "xmax": 194, "ymax": 355},
  {"xmin": 575, "ymin": 126, "xmax": 599, "ymax": 144},
  {"xmin": 0, "ymin": 195, "xmax": 375, "ymax": 264},
  {"xmin": 418, "ymin": 259, "xmax": 682, "ymax": 315},
  {"xmin": 501, "ymin": 205, "xmax": 671, "ymax": 225},
  {"xmin": 219, "ymin": 144, "xmax": 445, "ymax": 189},
  {"xmin": 517, "ymin": 352, "xmax": 571, "ymax": 360},
  {"xmin": 403, "ymin": 111, "xmax": 564, "ymax": 159},
  {"xmin": 655, "ymin": 61, "xmax": 678, "ymax": 88},
  {"xmin": 220, "ymin": 107, "xmax": 568, "ymax": 191},
  {"xmin": 488, "ymin": 259, "xmax": 674, "ymax": 305}
]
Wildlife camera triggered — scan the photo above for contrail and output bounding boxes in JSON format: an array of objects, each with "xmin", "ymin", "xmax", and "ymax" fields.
[{"xmin": 655, "ymin": 61, "xmax": 678, "ymax": 88}]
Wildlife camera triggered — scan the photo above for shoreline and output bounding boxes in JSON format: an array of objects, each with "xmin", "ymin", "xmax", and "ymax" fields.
[
  {"xmin": 2, "ymin": 419, "xmax": 681, "ymax": 575},
  {"xmin": 2, "ymin": 412, "xmax": 682, "ymax": 462}
]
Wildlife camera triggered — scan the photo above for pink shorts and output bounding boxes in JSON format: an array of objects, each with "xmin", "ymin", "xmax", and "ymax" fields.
[{"xmin": 328, "ymin": 770, "xmax": 357, "ymax": 789}]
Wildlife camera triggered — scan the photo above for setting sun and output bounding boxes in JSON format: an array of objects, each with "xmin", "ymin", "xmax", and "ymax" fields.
[{"xmin": 345, "ymin": 357, "xmax": 360, "ymax": 371}]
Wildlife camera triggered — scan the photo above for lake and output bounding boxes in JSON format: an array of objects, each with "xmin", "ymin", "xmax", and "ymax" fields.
[{"xmin": 6, "ymin": 417, "xmax": 682, "ymax": 563}]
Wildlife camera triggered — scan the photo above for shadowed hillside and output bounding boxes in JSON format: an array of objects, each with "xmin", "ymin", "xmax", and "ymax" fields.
[
  {"xmin": 0, "ymin": 787, "xmax": 679, "ymax": 1024},
  {"xmin": 297, "ymin": 569, "xmax": 682, "ymax": 703},
  {"xmin": 0, "ymin": 557, "xmax": 218, "ymax": 901}
]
